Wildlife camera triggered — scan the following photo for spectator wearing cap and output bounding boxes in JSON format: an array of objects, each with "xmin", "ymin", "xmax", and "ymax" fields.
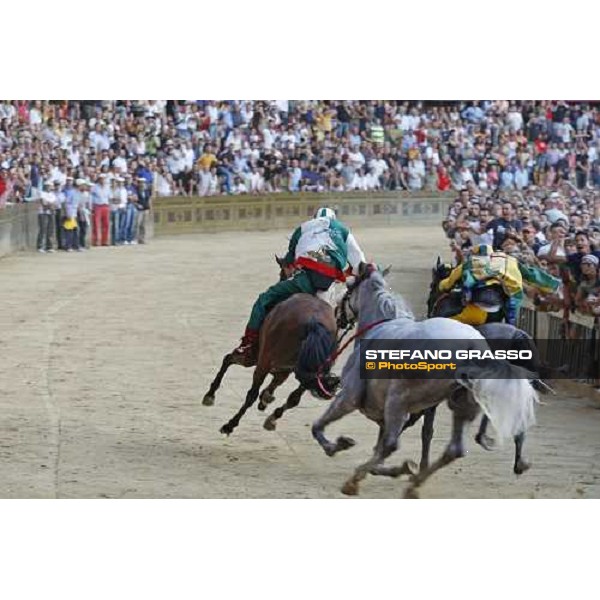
[
  {"xmin": 91, "ymin": 173, "xmax": 111, "ymax": 246},
  {"xmin": 574, "ymin": 254, "xmax": 600, "ymax": 314},
  {"xmin": 37, "ymin": 181, "xmax": 57, "ymax": 252},
  {"xmin": 565, "ymin": 230, "xmax": 600, "ymax": 284},
  {"xmin": 135, "ymin": 177, "xmax": 151, "ymax": 245}
]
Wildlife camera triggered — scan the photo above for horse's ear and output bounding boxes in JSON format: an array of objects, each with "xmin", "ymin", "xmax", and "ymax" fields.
[
  {"xmin": 358, "ymin": 262, "xmax": 368, "ymax": 278},
  {"xmin": 275, "ymin": 254, "xmax": 284, "ymax": 267},
  {"xmin": 382, "ymin": 264, "xmax": 392, "ymax": 277},
  {"xmin": 436, "ymin": 256, "xmax": 441, "ymax": 268}
]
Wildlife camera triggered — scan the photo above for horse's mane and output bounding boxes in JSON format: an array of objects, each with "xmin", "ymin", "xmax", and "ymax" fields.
[{"xmin": 362, "ymin": 272, "xmax": 414, "ymax": 322}]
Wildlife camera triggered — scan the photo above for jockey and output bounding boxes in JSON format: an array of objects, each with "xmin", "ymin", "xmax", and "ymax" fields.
[
  {"xmin": 438, "ymin": 244, "xmax": 524, "ymax": 326},
  {"xmin": 233, "ymin": 207, "xmax": 366, "ymax": 365}
]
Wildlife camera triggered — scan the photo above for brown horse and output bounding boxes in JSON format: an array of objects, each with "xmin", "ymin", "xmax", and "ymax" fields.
[{"xmin": 203, "ymin": 260, "xmax": 339, "ymax": 435}]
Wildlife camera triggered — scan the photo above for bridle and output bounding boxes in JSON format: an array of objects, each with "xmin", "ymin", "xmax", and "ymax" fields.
[
  {"xmin": 336, "ymin": 287, "xmax": 358, "ymax": 339},
  {"xmin": 318, "ymin": 268, "xmax": 390, "ymax": 398},
  {"xmin": 335, "ymin": 271, "xmax": 366, "ymax": 343}
]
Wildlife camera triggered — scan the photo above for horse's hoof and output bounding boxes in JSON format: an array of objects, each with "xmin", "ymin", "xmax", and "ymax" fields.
[
  {"xmin": 401, "ymin": 460, "xmax": 419, "ymax": 476},
  {"xmin": 220, "ymin": 423, "xmax": 233, "ymax": 436},
  {"xmin": 335, "ymin": 436, "xmax": 356, "ymax": 452},
  {"xmin": 258, "ymin": 391, "xmax": 274, "ymax": 411},
  {"xmin": 404, "ymin": 486, "xmax": 420, "ymax": 499},
  {"xmin": 263, "ymin": 417, "xmax": 276, "ymax": 432},
  {"xmin": 341, "ymin": 480, "xmax": 359, "ymax": 496},
  {"xmin": 475, "ymin": 432, "xmax": 495, "ymax": 451},
  {"xmin": 514, "ymin": 460, "xmax": 531, "ymax": 476},
  {"xmin": 202, "ymin": 393, "xmax": 215, "ymax": 407}
]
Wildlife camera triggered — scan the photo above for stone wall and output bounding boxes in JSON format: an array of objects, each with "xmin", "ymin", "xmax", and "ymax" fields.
[
  {"xmin": 0, "ymin": 192, "xmax": 452, "ymax": 258},
  {"xmin": 152, "ymin": 191, "xmax": 454, "ymax": 235}
]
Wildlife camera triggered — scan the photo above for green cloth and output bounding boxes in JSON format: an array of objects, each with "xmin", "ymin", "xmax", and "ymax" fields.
[
  {"xmin": 247, "ymin": 270, "xmax": 317, "ymax": 330},
  {"xmin": 518, "ymin": 263, "xmax": 561, "ymax": 295}
]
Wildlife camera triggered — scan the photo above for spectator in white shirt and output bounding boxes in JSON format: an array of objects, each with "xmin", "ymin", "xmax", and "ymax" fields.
[
  {"xmin": 37, "ymin": 181, "xmax": 57, "ymax": 252},
  {"xmin": 348, "ymin": 146, "xmax": 365, "ymax": 170},
  {"xmin": 232, "ymin": 176, "xmax": 248, "ymax": 195},
  {"xmin": 112, "ymin": 149, "xmax": 128, "ymax": 173}
]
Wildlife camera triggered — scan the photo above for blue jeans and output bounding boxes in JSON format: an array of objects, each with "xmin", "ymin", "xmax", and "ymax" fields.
[
  {"xmin": 110, "ymin": 208, "xmax": 125, "ymax": 246},
  {"xmin": 123, "ymin": 204, "xmax": 137, "ymax": 243},
  {"xmin": 217, "ymin": 167, "xmax": 232, "ymax": 193},
  {"xmin": 336, "ymin": 122, "xmax": 349, "ymax": 138}
]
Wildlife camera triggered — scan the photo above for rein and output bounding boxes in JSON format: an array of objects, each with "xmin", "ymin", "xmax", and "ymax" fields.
[{"xmin": 315, "ymin": 317, "xmax": 391, "ymax": 399}]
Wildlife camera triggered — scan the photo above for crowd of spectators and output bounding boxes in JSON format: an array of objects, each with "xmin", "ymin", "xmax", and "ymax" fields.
[
  {"xmin": 1, "ymin": 100, "xmax": 600, "ymax": 206},
  {"xmin": 2, "ymin": 100, "xmax": 600, "ymax": 269},
  {"xmin": 442, "ymin": 181, "xmax": 600, "ymax": 317}
]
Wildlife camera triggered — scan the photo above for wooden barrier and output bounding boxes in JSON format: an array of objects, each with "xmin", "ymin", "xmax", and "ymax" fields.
[{"xmin": 152, "ymin": 191, "xmax": 454, "ymax": 235}]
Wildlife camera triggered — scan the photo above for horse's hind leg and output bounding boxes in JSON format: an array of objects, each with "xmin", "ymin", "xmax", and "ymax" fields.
[
  {"xmin": 258, "ymin": 372, "xmax": 290, "ymax": 411},
  {"xmin": 220, "ymin": 368, "xmax": 268, "ymax": 436},
  {"xmin": 263, "ymin": 385, "xmax": 304, "ymax": 431},
  {"xmin": 405, "ymin": 409, "xmax": 468, "ymax": 499},
  {"xmin": 203, "ymin": 353, "xmax": 234, "ymax": 406},
  {"xmin": 513, "ymin": 431, "xmax": 530, "ymax": 475},
  {"xmin": 311, "ymin": 390, "xmax": 360, "ymax": 457},
  {"xmin": 475, "ymin": 414, "xmax": 495, "ymax": 450},
  {"xmin": 420, "ymin": 406, "xmax": 436, "ymax": 472}
]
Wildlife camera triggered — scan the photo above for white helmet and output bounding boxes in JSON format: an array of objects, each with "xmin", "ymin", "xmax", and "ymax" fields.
[{"xmin": 314, "ymin": 207, "xmax": 337, "ymax": 220}]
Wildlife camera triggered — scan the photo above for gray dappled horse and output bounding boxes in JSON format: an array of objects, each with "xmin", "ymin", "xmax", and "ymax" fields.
[{"xmin": 312, "ymin": 263, "xmax": 538, "ymax": 497}]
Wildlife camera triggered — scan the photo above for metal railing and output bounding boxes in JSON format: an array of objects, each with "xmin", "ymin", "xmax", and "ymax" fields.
[{"xmin": 518, "ymin": 302, "xmax": 599, "ymax": 384}]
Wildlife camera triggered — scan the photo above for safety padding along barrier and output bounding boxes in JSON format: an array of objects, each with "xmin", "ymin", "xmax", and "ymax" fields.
[
  {"xmin": 518, "ymin": 301, "xmax": 600, "ymax": 384},
  {"xmin": 152, "ymin": 191, "xmax": 454, "ymax": 235},
  {"xmin": 0, "ymin": 203, "xmax": 39, "ymax": 258},
  {"xmin": 0, "ymin": 202, "xmax": 154, "ymax": 257}
]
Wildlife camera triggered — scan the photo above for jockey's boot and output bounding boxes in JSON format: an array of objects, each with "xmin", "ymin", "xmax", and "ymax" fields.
[{"xmin": 232, "ymin": 328, "xmax": 260, "ymax": 367}]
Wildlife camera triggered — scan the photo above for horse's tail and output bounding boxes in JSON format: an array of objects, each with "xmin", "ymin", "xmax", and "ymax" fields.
[
  {"xmin": 295, "ymin": 318, "xmax": 336, "ymax": 392},
  {"xmin": 458, "ymin": 361, "xmax": 538, "ymax": 441}
]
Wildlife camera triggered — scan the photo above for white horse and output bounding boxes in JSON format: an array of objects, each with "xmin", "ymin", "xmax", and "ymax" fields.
[{"xmin": 312, "ymin": 263, "xmax": 538, "ymax": 497}]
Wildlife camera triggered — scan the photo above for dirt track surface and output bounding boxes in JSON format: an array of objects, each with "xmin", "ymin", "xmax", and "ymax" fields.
[{"xmin": 1, "ymin": 225, "xmax": 600, "ymax": 498}]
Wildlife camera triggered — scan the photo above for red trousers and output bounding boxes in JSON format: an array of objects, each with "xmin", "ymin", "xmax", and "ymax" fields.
[{"xmin": 92, "ymin": 205, "xmax": 110, "ymax": 246}]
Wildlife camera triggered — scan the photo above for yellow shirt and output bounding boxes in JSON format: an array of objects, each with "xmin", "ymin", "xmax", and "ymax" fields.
[
  {"xmin": 316, "ymin": 112, "xmax": 333, "ymax": 132},
  {"xmin": 197, "ymin": 153, "xmax": 217, "ymax": 170}
]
